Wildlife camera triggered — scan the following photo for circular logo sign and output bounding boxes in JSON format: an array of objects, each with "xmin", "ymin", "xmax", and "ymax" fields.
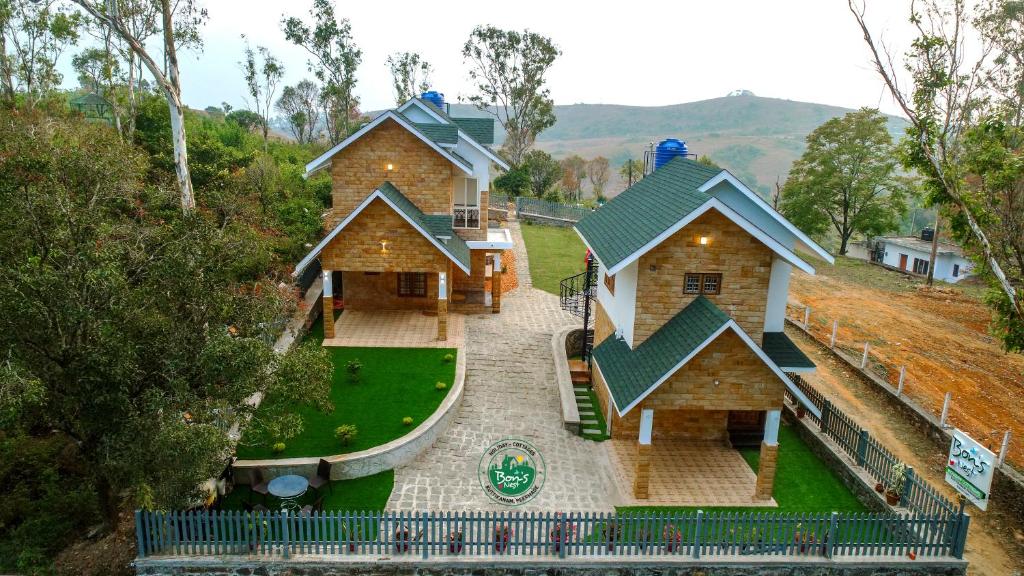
[{"xmin": 478, "ymin": 438, "xmax": 546, "ymax": 505}]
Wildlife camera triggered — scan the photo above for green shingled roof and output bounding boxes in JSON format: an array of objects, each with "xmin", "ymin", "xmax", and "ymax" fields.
[
  {"xmin": 575, "ymin": 157, "xmax": 722, "ymax": 271},
  {"xmin": 593, "ymin": 296, "xmax": 732, "ymax": 412},
  {"xmin": 413, "ymin": 122, "xmax": 458, "ymax": 145},
  {"xmin": 762, "ymin": 332, "xmax": 815, "ymax": 370},
  {"xmin": 376, "ymin": 182, "xmax": 471, "ymax": 271},
  {"xmin": 451, "ymin": 117, "xmax": 495, "ymax": 145}
]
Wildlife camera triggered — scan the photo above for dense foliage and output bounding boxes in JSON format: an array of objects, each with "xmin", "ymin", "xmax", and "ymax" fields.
[{"xmin": 0, "ymin": 101, "xmax": 332, "ymax": 574}]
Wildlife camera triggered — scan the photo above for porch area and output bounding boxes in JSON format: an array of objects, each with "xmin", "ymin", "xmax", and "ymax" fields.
[
  {"xmin": 322, "ymin": 309, "xmax": 465, "ymax": 348},
  {"xmin": 607, "ymin": 438, "xmax": 775, "ymax": 507}
]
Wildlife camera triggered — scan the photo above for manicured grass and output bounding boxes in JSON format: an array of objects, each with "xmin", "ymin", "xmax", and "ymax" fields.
[
  {"xmin": 236, "ymin": 319, "xmax": 456, "ymax": 459},
  {"xmin": 579, "ymin": 386, "xmax": 609, "ymax": 441},
  {"xmin": 618, "ymin": 423, "xmax": 867, "ymax": 514},
  {"xmin": 520, "ymin": 222, "xmax": 587, "ymax": 295},
  {"xmin": 219, "ymin": 471, "xmax": 393, "ymax": 512}
]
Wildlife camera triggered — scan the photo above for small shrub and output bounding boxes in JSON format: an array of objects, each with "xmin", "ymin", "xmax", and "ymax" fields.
[
  {"xmin": 442, "ymin": 353, "xmax": 454, "ymax": 363},
  {"xmin": 271, "ymin": 442, "xmax": 286, "ymax": 453},
  {"xmin": 335, "ymin": 424, "xmax": 358, "ymax": 446},
  {"xmin": 402, "ymin": 416, "xmax": 414, "ymax": 426},
  {"xmin": 435, "ymin": 381, "xmax": 447, "ymax": 390},
  {"xmin": 346, "ymin": 359, "xmax": 363, "ymax": 382}
]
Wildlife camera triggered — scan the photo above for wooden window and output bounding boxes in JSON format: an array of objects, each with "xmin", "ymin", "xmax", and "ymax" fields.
[
  {"xmin": 604, "ymin": 272, "xmax": 615, "ymax": 295},
  {"xmin": 684, "ymin": 272, "xmax": 722, "ymax": 295},
  {"xmin": 397, "ymin": 272, "xmax": 427, "ymax": 297},
  {"xmin": 912, "ymin": 258, "xmax": 929, "ymax": 275}
]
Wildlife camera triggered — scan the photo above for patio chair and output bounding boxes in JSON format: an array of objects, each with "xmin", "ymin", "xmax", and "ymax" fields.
[
  {"xmin": 308, "ymin": 459, "xmax": 332, "ymax": 493},
  {"xmin": 249, "ymin": 468, "xmax": 270, "ymax": 503},
  {"xmin": 300, "ymin": 495, "xmax": 325, "ymax": 517}
]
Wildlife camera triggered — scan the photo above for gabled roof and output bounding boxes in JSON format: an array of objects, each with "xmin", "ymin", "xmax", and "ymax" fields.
[
  {"xmin": 303, "ymin": 111, "xmax": 474, "ymax": 177},
  {"xmin": 292, "ymin": 182, "xmax": 471, "ymax": 276},
  {"xmin": 451, "ymin": 117, "xmax": 495, "ymax": 145},
  {"xmin": 411, "ymin": 121, "xmax": 459, "ymax": 146},
  {"xmin": 592, "ymin": 296, "xmax": 821, "ymax": 418},
  {"xmin": 762, "ymin": 332, "xmax": 815, "ymax": 373},
  {"xmin": 396, "ymin": 99, "xmax": 510, "ymax": 170},
  {"xmin": 574, "ymin": 157, "xmax": 821, "ymax": 276}
]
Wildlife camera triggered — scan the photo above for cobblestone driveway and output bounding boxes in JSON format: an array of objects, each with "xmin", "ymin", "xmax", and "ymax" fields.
[{"xmin": 386, "ymin": 223, "xmax": 620, "ymax": 511}]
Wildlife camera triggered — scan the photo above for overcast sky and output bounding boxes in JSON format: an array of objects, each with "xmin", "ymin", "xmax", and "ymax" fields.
[{"xmin": 72, "ymin": 0, "xmax": 922, "ymax": 116}]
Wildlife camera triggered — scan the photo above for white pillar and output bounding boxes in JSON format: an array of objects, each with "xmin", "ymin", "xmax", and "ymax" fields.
[
  {"xmin": 940, "ymin": 392, "xmax": 952, "ymax": 428},
  {"xmin": 322, "ymin": 269, "xmax": 332, "ymax": 297},
  {"xmin": 639, "ymin": 408, "xmax": 654, "ymax": 445},
  {"xmin": 606, "ymin": 400, "xmax": 614, "ymax": 436},
  {"xmin": 897, "ymin": 366, "xmax": 906, "ymax": 395},
  {"xmin": 999, "ymin": 431, "xmax": 1012, "ymax": 466},
  {"xmin": 764, "ymin": 409, "xmax": 781, "ymax": 446},
  {"xmin": 861, "ymin": 342, "xmax": 870, "ymax": 369},
  {"xmin": 438, "ymin": 272, "xmax": 447, "ymax": 300}
]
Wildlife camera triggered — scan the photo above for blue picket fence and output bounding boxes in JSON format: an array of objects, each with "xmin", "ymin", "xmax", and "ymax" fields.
[
  {"xmin": 786, "ymin": 376, "xmax": 958, "ymax": 519},
  {"xmin": 135, "ymin": 508, "xmax": 968, "ymax": 560}
]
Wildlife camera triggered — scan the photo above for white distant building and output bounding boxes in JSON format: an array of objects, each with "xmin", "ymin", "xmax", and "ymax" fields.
[{"xmin": 848, "ymin": 229, "xmax": 973, "ymax": 283}]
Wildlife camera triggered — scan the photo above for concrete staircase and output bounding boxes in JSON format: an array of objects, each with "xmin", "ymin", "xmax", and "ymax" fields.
[{"xmin": 569, "ymin": 360, "xmax": 602, "ymax": 436}]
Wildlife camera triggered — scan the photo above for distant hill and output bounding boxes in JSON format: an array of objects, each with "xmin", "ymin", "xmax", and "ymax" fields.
[{"xmin": 446, "ymin": 94, "xmax": 907, "ymax": 198}]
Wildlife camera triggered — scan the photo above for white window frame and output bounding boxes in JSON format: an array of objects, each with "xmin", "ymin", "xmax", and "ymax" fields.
[{"xmin": 453, "ymin": 177, "xmax": 480, "ymax": 229}]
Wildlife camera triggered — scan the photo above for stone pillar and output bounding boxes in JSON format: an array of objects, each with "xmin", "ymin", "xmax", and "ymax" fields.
[
  {"xmin": 633, "ymin": 408, "xmax": 654, "ymax": 499},
  {"xmin": 437, "ymin": 271, "xmax": 448, "ymax": 341},
  {"xmin": 322, "ymin": 270, "xmax": 335, "ymax": 339},
  {"xmin": 754, "ymin": 409, "xmax": 781, "ymax": 500},
  {"xmin": 491, "ymin": 257, "xmax": 502, "ymax": 314}
]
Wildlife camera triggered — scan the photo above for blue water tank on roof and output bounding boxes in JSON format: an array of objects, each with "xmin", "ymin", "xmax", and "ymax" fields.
[
  {"xmin": 421, "ymin": 90, "xmax": 445, "ymax": 111},
  {"xmin": 654, "ymin": 138, "xmax": 689, "ymax": 169}
]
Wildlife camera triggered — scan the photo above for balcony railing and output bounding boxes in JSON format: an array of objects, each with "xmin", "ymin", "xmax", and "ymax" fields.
[{"xmin": 453, "ymin": 205, "xmax": 480, "ymax": 229}]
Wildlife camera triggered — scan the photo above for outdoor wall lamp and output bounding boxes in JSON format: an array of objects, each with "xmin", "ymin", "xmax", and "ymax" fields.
[
  {"xmin": 385, "ymin": 162, "xmax": 395, "ymax": 171},
  {"xmin": 699, "ymin": 236, "xmax": 709, "ymax": 246},
  {"xmin": 380, "ymin": 240, "xmax": 390, "ymax": 255}
]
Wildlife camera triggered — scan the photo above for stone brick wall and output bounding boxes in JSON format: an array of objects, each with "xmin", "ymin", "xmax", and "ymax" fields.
[
  {"xmin": 634, "ymin": 210, "xmax": 773, "ymax": 345},
  {"xmin": 327, "ymin": 118, "xmax": 455, "ymax": 227},
  {"xmin": 500, "ymin": 249, "xmax": 518, "ymax": 293},
  {"xmin": 595, "ymin": 329, "xmax": 784, "ymax": 440},
  {"xmin": 452, "ymin": 249, "xmax": 487, "ymax": 292},
  {"xmin": 341, "ymin": 271, "xmax": 440, "ymax": 312},
  {"xmin": 320, "ymin": 198, "xmax": 450, "ymax": 274},
  {"xmin": 594, "ymin": 300, "xmax": 615, "ymax": 348}
]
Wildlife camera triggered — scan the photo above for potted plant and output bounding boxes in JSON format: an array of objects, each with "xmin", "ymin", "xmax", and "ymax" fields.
[
  {"xmin": 494, "ymin": 524, "xmax": 513, "ymax": 553},
  {"xmin": 793, "ymin": 523, "xmax": 817, "ymax": 554},
  {"xmin": 246, "ymin": 518, "xmax": 268, "ymax": 552},
  {"xmin": 886, "ymin": 463, "xmax": 907, "ymax": 506},
  {"xmin": 448, "ymin": 529, "xmax": 464, "ymax": 554},
  {"xmin": 663, "ymin": 524, "xmax": 683, "ymax": 552},
  {"xmin": 549, "ymin": 513, "xmax": 575, "ymax": 553},
  {"xmin": 394, "ymin": 524, "xmax": 412, "ymax": 554},
  {"xmin": 601, "ymin": 522, "xmax": 620, "ymax": 552},
  {"xmin": 874, "ymin": 481, "xmax": 885, "ymax": 494},
  {"xmin": 796, "ymin": 404, "xmax": 806, "ymax": 419},
  {"xmin": 340, "ymin": 524, "xmax": 361, "ymax": 553}
]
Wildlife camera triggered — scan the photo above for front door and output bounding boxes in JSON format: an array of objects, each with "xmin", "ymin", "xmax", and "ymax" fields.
[{"xmin": 898, "ymin": 253, "xmax": 909, "ymax": 270}]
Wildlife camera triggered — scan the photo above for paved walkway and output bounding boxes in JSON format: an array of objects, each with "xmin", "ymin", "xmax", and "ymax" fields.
[
  {"xmin": 322, "ymin": 309, "xmax": 465, "ymax": 348},
  {"xmin": 387, "ymin": 222, "xmax": 620, "ymax": 511},
  {"xmin": 608, "ymin": 439, "xmax": 775, "ymax": 507}
]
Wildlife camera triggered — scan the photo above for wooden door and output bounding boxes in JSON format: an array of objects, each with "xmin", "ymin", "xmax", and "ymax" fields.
[{"xmin": 898, "ymin": 253, "xmax": 909, "ymax": 270}]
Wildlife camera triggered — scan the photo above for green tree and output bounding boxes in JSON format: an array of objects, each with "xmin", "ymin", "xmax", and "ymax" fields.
[
  {"xmin": 462, "ymin": 25, "xmax": 560, "ymax": 166},
  {"xmin": 586, "ymin": 156, "xmax": 610, "ymax": 200},
  {"xmin": 850, "ymin": 0, "xmax": 1024, "ymax": 345},
  {"xmin": 619, "ymin": 158, "xmax": 644, "ymax": 187},
  {"xmin": 282, "ymin": 0, "xmax": 362, "ymax": 143},
  {"xmin": 386, "ymin": 51, "xmax": 430, "ymax": 105},
  {"xmin": 71, "ymin": 0, "xmax": 209, "ymax": 213},
  {"xmin": 696, "ymin": 155, "xmax": 721, "ymax": 169},
  {"xmin": 780, "ymin": 108, "xmax": 909, "ymax": 255},
  {"xmin": 241, "ymin": 39, "xmax": 284, "ymax": 150},
  {"xmin": 276, "ymin": 79, "xmax": 320, "ymax": 144},
  {"xmin": 521, "ymin": 149, "xmax": 560, "ymax": 197},
  {"xmin": 0, "ymin": 112, "xmax": 332, "ymax": 522},
  {"xmin": 493, "ymin": 164, "xmax": 529, "ymax": 197},
  {"xmin": 1, "ymin": 0, "xmax": 82, "ymax": 107},
  {"xmin": 226, "ymin": 108, "xmax": 262, "ymax": 132}
]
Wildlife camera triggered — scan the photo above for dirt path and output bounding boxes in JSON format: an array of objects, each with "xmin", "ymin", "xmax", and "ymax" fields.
[
  {"xmin": 790, "ymin": 265, "xmax": 1024, "ymax": 469},
  {"xmin": 787, "ymin": 326, "xmax": 1024, "ymax": 575}
]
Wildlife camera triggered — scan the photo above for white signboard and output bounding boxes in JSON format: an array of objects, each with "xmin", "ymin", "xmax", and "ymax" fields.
[{"xmin": 945, "ymin": 428, "xmax": 996, "ymax": 511}]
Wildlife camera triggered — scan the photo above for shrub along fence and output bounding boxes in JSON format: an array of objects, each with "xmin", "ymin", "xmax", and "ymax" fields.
[
  {"xmin": 135, "ymin": 508, "xmax": 968, "ymax": 561},
  {"xmin": 786, "ymin": 376, "xmax": 959, "ymax": 519}
]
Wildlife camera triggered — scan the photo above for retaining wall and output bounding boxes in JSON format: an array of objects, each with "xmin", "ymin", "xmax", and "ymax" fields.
[
  {"xmin": 232, "ymin": 350, "xmax": 465, "ymax": 483},
  {"xmin": 135, "ymin": 556, "xmax": 966, "ymax": 576},
  {"xmin": 785, "ymin": 318, "xmax": 1024, "ymax": 524}
]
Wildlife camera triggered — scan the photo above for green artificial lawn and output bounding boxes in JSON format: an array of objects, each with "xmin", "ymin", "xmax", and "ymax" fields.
[
  {"xmin": 218, "ymin": 471, "xmax": 393, "ymax": 512},
  {"xmin": 236, "ymin": 318, "xmax": 456, "ymax": 459},
  {"xmin": 618, "ymin": 423, "xmax": 867, "ymax": 514},
  {"xmin": 519, "ymin": 222, "xmax": 587, "ymax": 295},
  {"xmin": 579, "ymin": 386, "xmax": 609, "ymax": 442}
]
